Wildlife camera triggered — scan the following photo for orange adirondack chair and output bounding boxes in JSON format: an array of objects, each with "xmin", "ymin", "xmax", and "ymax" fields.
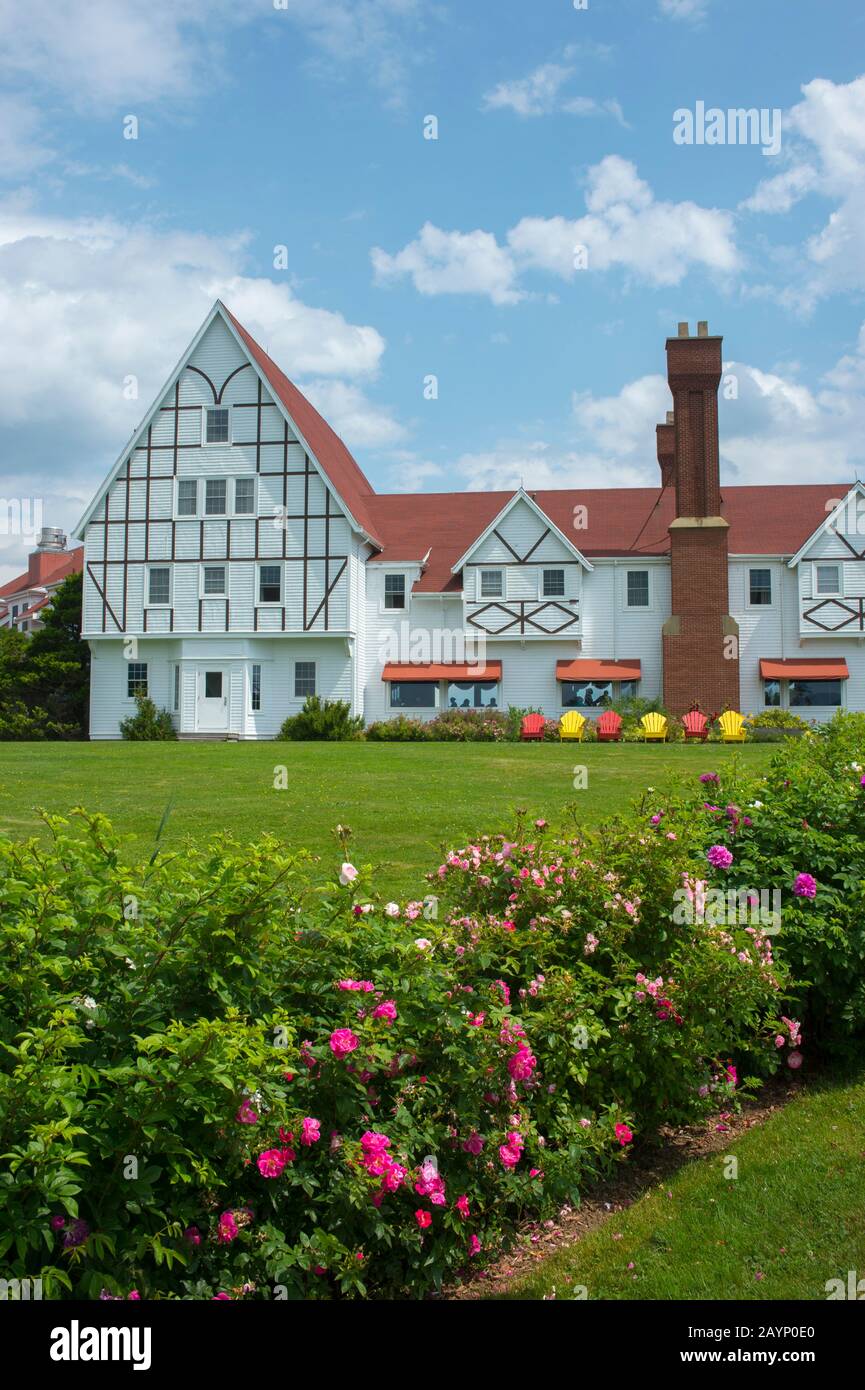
[
  {"xmin": 596, "ymin": 710, "xmax": 622, "ymax": 742},
  {"xmin": 520, "ymin": 713, "xmax": 546, "ymax": 742},
  {"xmin": 682, "ymin": 710, "xmax": 709, "ymax": 742}
]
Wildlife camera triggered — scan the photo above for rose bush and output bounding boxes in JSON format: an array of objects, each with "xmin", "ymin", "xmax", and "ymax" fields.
[{"xmin": 0, "ymin": 714, "xmax": 861, "ymax": 1299}]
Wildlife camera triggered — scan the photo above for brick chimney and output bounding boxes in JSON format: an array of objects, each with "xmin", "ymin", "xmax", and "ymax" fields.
[
  {"xmin": 661, "ymin": 321, "xmax": 739, "ymax": 715},
  {"xmin": 656, "ymin": 411, "xmax": 675, "ymax": 489}
]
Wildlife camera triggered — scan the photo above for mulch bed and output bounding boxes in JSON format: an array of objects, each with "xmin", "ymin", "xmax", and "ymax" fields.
[{"xmin": 446, "ymin": 1073, "xmax": 802, "ymax": 1299}]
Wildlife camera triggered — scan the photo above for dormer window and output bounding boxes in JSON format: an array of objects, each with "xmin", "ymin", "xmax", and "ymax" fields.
[
  {"xmin": 480, "ymin": 569, "xmax": 503, "ymax": 598},
  {"xmin": 543, "ymin": 569, "xmax": 565, "ymax": 597},
  {"xmin": 815, "ymin": 563, "xmax": 841, "ymax": 596},
  {"xmin": 384, "ymin": 574, "xmax": 406, "ymax": 610},
  {"xmin": 204, "ymin": 407, "xmax": 230, "ymax": 444}
]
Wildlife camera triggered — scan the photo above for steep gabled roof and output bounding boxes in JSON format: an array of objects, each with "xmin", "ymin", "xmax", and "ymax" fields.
[
  {"xmin": 786, "ymin": 481, "xmax": 865, "ymax": 567},
  {"xmin": 365, "ymin": 483, "xmax": 851, "ymax": 592},
  {"xmin": 449, "ymin": 487, "xmax": 593, "ymax": 574},
  {"xmin": 221, "ymin": 306, "xmax": 382, "ymax": 547},
  {"xmin": 75, "ymin": 302, "xmax": 383, "ymax": 547}
]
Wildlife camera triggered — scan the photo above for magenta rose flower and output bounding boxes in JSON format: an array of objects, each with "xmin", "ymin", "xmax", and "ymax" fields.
[
  {"xmin": 615, "ymin": 1123, "xmax": 633, "ymax": 1146},
  {"xmin": 257, "ymin": 1149, "xmax": 288, "ymax": 1179},
  {"xmin": 707, "ymin": 844, "xmax": 733, "ymax": 869},
  {"xmin": 329, "ymin": 1028, "xmax": 359, "ymax": 1059},
  {"xmin": 793, "ymin": 872, "xmax": 817, "ymax": 898},
  {"xmin": 300, "ymin": 1117, "xmax": 321, "ymax": 1146}
]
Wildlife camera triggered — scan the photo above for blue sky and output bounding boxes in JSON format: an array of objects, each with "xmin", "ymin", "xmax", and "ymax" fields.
[{"xmin": 2, "ymin": 0, "xmax": 865, "ymax": 579}]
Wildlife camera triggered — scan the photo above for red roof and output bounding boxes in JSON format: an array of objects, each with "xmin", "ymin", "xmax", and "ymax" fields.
[
  {"xmin": 381, "ymin": 662, "xmax": 503, "ymax": 682},
  {"xmin": 0, "ymin": 546, "xmax": 82, "ymax": 602},
  {"xmin": 364, "ymin": 485, "xmax": 850, "ymax": 592},
  {"xmin": 556, "ymin": 659, "xmax": 642, "ymax": 682},
  {"xmin": 760, "ymin": 658, "xmax": 849, "ymax": 680},
  {"xmin": 222, "ymin": 305, "xmax": 383, "ymax": 547}
]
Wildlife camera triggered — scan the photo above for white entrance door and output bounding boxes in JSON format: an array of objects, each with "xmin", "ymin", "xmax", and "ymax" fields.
[{"xmin": 197, "ymin": 668, "xmax": 229, "ymax": 732}]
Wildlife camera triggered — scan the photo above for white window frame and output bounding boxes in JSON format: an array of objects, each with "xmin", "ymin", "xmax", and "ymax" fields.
[
  {"xmin": 540, "ymin": 567, "xmax": 566, "ymax": 600},
  {"xmin": 144, "ymin": 564, "xmax": 172, "ymax": 609},
  {"xmin": 624, "ymin": 568, "xmax": 652, "ymax": 610},
  {"xmin": 233, "ymin": 476, "xmax": 256, "ymax": 516},
  {"xmin": 127, "ymin": 661, "xmax": 149, "ymax": 700},
  {"xmin": 389, "ymin": 679, "xmax": 440, "ymax": 711},
  {"xmin": 202, "ymin": 405, "xmax": 232, "ymax": 447},
  {"xmin": 250, "ymin": 662, "xmax": 262, "ymax": 713},
  {"xmin": 173, "ymin": 663, "xmax": 181, "ymax": 712},
  {"xmin": 382, "ymin": 571, "xmax": 408, "ymax": 613},
  {"xmin": 478, "ymin": 568, "xmax": 505, "ymax": 600},
  {"xmin": 200, "ymin": 564, "xmax": 228, "ymax": 599},
  {"xmin": 176, "ymin": 478, "xmax": 199, "ymax": 519},
  {"xmin": 257, "ymin": 562, "xmax": 283, "ymax": 606},
  {"xmin": 294, "ymin": 660, "xmax": 316, "ymax": 700},
  {"xmin": 814, "ymin": 562, "xmax": 842, "ymax": 597},
  {"xmin": 747, "ymin": 566, "xmax": 774, "ymax": 610},
  {"xmin": 204, "ymin": 477, "xmax": 229, "ymax": 517}
]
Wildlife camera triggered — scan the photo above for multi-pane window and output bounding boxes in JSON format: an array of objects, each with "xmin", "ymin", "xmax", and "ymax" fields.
[
  {"xmin": 147, "ymin": 567, "xmax": 170, "ymax": 605},
  {"xmin": 626, "ymin": 571, "xmax": 650, "ymax": 607},
  {"xmin": 543, "ymin": 569, "xmax": 565, "ymax": 598},
  {"xmin": 447, "ymin": 681, "xmax": 498, "ymax": 709},
  {"xmin": 178, "ymin": 479, "xmax": 198, "ymax": 516},
  {"xmin": 203, "ymin": 566, "xmax": 226, "ymax": 596},
  {"xmin": 815, "ymin": 564, "xmax": 841, "ymax": 595},
  {"xmin": 295, "ymin": 661, "xmax": 316, "ymax": 698},
  {"xmin": 251, "ymin": 663, "xmax": 262, "ymax": 712},
  {"xmin": 390, "ymin": 681, "xmax": 437, "ymax": 709},
  {"xmin": 790, "ymin": 679, "xmax": 842, "ymax": 708},
  {"xmin": 127, "ymin": 662, "xmax": 148, "ymax": 697},
  {"xmin": 562, "ymin": 680, "xmax": 613, "ymax": 709},
  {"xmin": 205, "ymin": 479, "xmax": 227, "ymax": 515},
  {"xmin": 749, "ymin": 568, "xmax": 772, "ymax": 605},
  {"xmin": 480, "ymin": 570, "xmax": 503, "ymax": 598},
  {"xmin": 174, "ymin": 665, "xmax": 180, "ymax": 711},
  {"xmin": 205, "ymin": 407, "xmax": 230, "ymax": 444},
  {"xmin": 259, "ymin": 565, "xmax": 281, "ymax": 603},
  {"xmin": 384, "ymin": 574, "xmax": 406, "ymax": 609},
  {"xmin": 235, "ymin": 478, "xmax": 255, "ymax": 514}
]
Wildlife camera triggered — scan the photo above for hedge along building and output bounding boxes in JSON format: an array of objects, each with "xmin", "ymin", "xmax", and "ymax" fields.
[{"xmin": 75, "ymin": 302, "xmax": 864, "ymax": 738}]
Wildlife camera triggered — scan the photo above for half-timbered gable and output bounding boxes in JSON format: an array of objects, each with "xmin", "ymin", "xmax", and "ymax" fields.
[
  {"xmin": 789, "ymin": 483, "xmax": 865, "ymax": 639},
  {"xmin": 453, "ymin": 489, "xmax": 590, "ymax": 640}
]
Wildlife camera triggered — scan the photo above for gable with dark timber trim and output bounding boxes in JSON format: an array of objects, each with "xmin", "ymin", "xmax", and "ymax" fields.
[{"xmin": 82, "ymin": 350, "xmax": 352, "ymax": 637}]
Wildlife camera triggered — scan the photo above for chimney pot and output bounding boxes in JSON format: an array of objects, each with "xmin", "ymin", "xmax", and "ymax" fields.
[
  {"xmin": 678, "ymin": 322, "xmax": 689, "ymax": 338},
  {"xmin": 697, "ymin": 320, "xmax": 709, "ymax": 338},
  {"xmin": 666, "ymin": 410, "xmax": 674, "ymax": 424}
]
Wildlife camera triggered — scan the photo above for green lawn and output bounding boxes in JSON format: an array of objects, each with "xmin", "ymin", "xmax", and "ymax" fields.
[
  {"xmin": 0, "ymin": 741, "xmax": 774, "ymax": 896},
  {"xmin": 495, "ymin": 1072, "xmax": 865, "ymax": 1301}
]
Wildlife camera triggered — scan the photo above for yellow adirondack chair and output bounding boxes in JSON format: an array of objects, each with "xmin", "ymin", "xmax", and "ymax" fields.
[
  {"xmin": 719, "ymin": 710, "xmax": 747, "ymax": 743},
  {"xmin": 559, "ymin": 710, "xmax": 586, "ymax": 742},
  {"xmin": 641, "ymin": 711, "xmax": 668, "ymax": 742}
]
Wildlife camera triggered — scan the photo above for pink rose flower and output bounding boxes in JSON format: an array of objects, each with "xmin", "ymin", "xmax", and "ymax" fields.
[
  {"xmin": 615, "ymin": 1123, "xmax": 633, "ymax": 1146},
  {"xmin": 329, "ymin": 1028, "xmax": 359, "ymax": 1059},
  {"xmin": 455, "ymin": 1195, "xmax": 470, "ymax": 1219},
  {"xmin": 415, "ymin": 1209, "xmax": 432, "ymax": 1229},
  {"xmin": 300, "ymin": 1117, "xmax": 321, "ymax": 1146},
  {"xmin": 257, "ymin": 1149, "xmax": 288, "ymax": 1178},
  {"xmin": 793, "ymin": 872, "xmax": 817, "ymax": 899},
  {"xmin": 372, "ymin": 1000, "xmax": 398, "ymax": 1023},
  {"xmin": 707, "ymin": 845, "xmax": 733, "ymax": 869}
]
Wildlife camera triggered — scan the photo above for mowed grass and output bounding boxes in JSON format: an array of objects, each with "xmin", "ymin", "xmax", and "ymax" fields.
[
  {"xmin": 0, "ymin": 741, "xmax": 774, "ymax": 896},
  {"xmin": 495, "ymin": 1072, "xmax": 865, "ymax": 1301}
]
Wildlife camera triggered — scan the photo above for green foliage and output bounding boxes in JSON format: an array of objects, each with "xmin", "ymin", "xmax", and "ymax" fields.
[
  {"xmin": 425, "ymin": 708, "xmax": 510, "ymax": 742},
  {"xmin": 0, "ymin": 574, "xmax": 90, "ymax": 740},
  {"xmin": 119, "ymin": 695, "xmax": 177, "ymax": 741},
  {"xmin": 365, "ymin": 715, "xmax": 432, "ymax": 741},
  {"xmin": 277, "ymin": 695, "xmax": 364, "ymax": 741},
  {"xmin": 748, "ymin": 708, "xmax": 810, "ymax": 730},
  {"xmin": 0, "ymin": 715, "xmax": 860, "ymax": 1300}
]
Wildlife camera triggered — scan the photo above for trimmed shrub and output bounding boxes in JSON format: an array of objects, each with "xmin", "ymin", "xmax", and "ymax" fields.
[
  {"xmin": 425, "ymin": 708, "xmax": 510, "ymax": 742},
  {"xmin": 278, "ymin": 695, "xmax": 364, "ymax": 741},
  {"xmin": 119, "ymin": 695, "xmax": 177, "ymax": 741},
  {"xmin": 366, "ymin": 715, "xmax": 431, "ymax": 741}
]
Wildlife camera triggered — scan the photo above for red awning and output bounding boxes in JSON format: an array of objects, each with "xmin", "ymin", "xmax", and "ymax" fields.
[
  {"xmin": 382, "ymin": 662, "xmax": 503, "ymax": 682},
  {"xmin": 759, "ymin": 658, "xmax": 849, "ymax": 680},
  {"xmin": 556, "ymin": 659, "xmax": 642, "ymax": 682}
]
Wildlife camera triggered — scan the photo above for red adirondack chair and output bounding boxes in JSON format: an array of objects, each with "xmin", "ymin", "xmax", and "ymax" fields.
[
  {"xmin": 682, "ymin": 710, "xmax": 709, "ymax": 742},
  {"xmin": 596, "ymin": 710, "xmax": 622, "ymax": 742},
  {"xmin": 520, "ymin": 713, "xmax": 546, "ymax": 742}
]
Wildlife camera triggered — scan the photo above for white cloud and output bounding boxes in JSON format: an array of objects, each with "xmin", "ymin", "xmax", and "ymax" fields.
[
  {"xmin": 0, "ymin": 95, "xmax": 54, "ymax": 177},
  {"xmin": 371, "ymin": 222, "xmax": 525, "ymax": 305},
  {"xmin": 0, "ymin": 193, "xmax": 404, "ymax": 580},
  {"xmin": 482, "ymin": 60, "xmax": 624, "ymax": 123},
  {"xmin": 742, "ymin": 75, "xmax": 865, "ymax": 307},
  {"xmin": 658, "ymin": 0, "xmax": 710, "ymax": 19},
  {"xmin": 372, "ymin": 157, "xmax": 739, "ymax": 303}
]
